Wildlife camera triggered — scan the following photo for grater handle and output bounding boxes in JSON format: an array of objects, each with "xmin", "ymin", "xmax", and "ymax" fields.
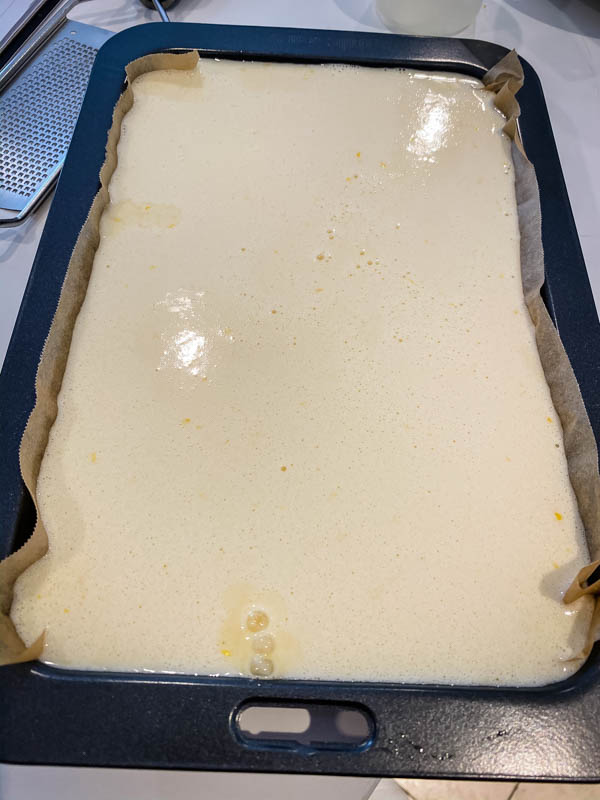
[{"xmin": 0, "ymin": 0, "xmax": 81, "ymax": 92}]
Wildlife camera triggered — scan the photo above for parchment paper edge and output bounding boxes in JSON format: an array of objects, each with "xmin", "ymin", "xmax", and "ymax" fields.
[{"xmin": 0, "ymin": 50, "xmax": 199, "ymax": 666}]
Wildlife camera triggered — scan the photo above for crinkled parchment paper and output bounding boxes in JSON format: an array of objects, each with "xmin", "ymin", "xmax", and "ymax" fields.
[
  {"xmin": 0, "ymin": 51, "xmax": 199, "ymax": 665},
  {"xmin": 1, "ymin": 49, "xmax": 599, "ymax": 669}
]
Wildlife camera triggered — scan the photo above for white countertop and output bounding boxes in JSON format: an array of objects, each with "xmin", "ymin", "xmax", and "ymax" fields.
[{"xmin": 1, "ymin": 1, "xmax": 599, "ymax": 797}]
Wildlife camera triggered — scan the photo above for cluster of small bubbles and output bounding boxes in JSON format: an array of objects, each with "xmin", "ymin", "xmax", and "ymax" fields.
[
  {"xmin": 246, "ymin": 609, "xmax": 269, "ymax": 632},
  {"xmin": 253, "ymin": 632, "xmax": 275, "ymax": 655},
  {"xmin": 246, "ymin": 610, "xmax": 275, "ymax": 676},
  {"xmin": 250, "ymin": 654, "xmax": 274, "ymax": 676}
]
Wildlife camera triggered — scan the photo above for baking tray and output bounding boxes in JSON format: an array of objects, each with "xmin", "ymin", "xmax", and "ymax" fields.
[{"xmin": 1, "ymin": 23, "xmax": 600, "ymax": 781}]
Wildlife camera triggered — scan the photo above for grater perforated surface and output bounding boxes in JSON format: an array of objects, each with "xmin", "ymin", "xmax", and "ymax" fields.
[{"xmin": 0, "ymin": 22, "xmax": 112, "ymax": 212}]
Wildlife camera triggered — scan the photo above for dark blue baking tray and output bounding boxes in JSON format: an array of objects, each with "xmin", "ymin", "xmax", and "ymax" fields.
[{"xmin": 1, "ymin": 23, "xmax": 600, "ymax": 781}]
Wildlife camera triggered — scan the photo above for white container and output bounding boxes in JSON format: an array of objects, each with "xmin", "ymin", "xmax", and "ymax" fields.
[{"xmin": 375, "ymin": 0, "xmax": 482, "ymax": 36}]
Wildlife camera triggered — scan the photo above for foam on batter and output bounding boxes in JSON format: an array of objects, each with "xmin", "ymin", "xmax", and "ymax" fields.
[{"xmin": 11, "ymin": 59, "xmax": 593, "ymax": 685}]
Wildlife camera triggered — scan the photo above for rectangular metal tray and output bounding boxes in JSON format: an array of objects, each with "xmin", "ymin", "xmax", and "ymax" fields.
[{"xmin": 1, "ymin": 23, "xmax": 600, "ymax": 781}]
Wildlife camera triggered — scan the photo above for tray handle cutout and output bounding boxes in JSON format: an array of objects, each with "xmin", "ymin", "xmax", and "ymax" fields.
[{"xmin": 233, "ymin": 700, "xmax": 375, "ymax": 754}]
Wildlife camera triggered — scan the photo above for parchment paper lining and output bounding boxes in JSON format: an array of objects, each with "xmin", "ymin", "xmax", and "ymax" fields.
[
  {"xmin": 1, "ymin": 49, "xmax": 599, "ymax": 670},
  {"xmin": 0, "ymin": 51, "xmax": 199, "ymax": 665}
]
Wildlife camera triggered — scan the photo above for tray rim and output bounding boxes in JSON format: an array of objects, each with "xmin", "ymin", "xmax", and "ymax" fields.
[{"xmin": 1, "ymin": 21, "xmax": 600, "ymax": 780}]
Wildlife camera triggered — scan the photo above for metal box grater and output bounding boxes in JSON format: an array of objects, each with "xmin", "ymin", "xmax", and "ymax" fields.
[{"xmin": 0, "ymin": 19, "xmax": 112, "ymax": 219}]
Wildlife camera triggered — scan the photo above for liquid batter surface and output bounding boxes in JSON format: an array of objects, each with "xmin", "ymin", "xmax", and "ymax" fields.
[{"xmin": 11, "ymin": 59, "xmax": 592, "ymax": 685}]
